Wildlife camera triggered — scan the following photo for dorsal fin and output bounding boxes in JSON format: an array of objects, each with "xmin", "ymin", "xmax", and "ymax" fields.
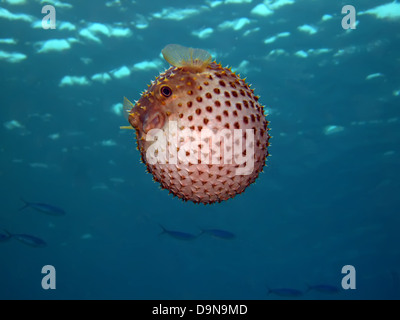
[
  {"xmin": 122, "ymin": 96, "xmax": 134, "ymax": 121},
  {"xmin": 162, "ymin": 44, "xmax": 212, "ymax": 71}
]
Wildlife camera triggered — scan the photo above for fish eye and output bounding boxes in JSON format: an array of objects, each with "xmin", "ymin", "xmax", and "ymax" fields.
[{"xmin": 160, "ymin": 85, "xmax": 172, "ymax": 97}]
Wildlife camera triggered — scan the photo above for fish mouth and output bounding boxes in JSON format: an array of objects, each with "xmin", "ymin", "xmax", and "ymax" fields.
[
  {"xmin": 142, "ymin": 112, "xmax": 165, "ymax": 133},
  {"xmin": 128, "ymin": 97, "xmax": 166, "ymax": 134},
  {"xmin": 128, "ymin": 109, "xmax": 165, "ymax": 134}
]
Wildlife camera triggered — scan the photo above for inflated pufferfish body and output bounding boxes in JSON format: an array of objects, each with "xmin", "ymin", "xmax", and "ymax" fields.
[{"xmin": 124, "ymin": 44, "xmax": 270, "ymax": 204}]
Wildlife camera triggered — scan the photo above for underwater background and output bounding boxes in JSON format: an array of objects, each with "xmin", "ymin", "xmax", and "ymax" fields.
[{"xmin": 1, "ymin": 0, "xmax": 399, "ymax": 300}]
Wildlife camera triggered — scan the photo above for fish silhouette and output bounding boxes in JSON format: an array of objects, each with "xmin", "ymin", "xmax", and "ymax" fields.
[
  {"xmin": 19, "ymin": 198, "xmax": 66, "ymax": 216},
  {"xmin": 200, "ymin": 228, "xmax": 236, "ymax": 239},
  {"xmin": 11, "ymin": 232, "xmax": 47, "ymax": 248},
  {"xmin": 159, "ymin": 225, "xmax": 199, "ymax": 240}
]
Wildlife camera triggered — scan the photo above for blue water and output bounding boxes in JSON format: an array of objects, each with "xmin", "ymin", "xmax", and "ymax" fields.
[{"xmin": 1, "ymin": 0, "xmax": 399, "ymax": 300}]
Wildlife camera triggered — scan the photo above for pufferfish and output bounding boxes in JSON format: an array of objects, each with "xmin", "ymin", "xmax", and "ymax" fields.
[{"xmin": 123, "ymin": 44, "xmax": 270, "ymax": 204}]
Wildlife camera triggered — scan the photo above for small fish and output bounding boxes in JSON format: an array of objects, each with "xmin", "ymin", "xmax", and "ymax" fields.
[
  {"xmin": 200, "ymin": 228, "xmax": 236, "ymax": 239},
  {"xmin": 267, "ymin": 287, "xmax": 304, "ymax": 297},
  {"xmin": 159, "ymin": 225, "xmax": 199, "ymax": 240},
  {"xmin": 0, "ymin": 229, "xmax": 12, "ymax": 242},
  {"xmin": 19, "ymin": 198, "xmax": 66, "ymax": 216},
  {"xmin": 11, "ymin": 233, "xmax": 47, "ymax": 247},
  {"xmin": 306, "ymin": 284, "xmax": 340, "ymax": 294}
]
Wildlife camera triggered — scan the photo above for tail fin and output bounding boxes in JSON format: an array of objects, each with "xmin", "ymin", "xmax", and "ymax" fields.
[
  {"xmin": 158, "ymin": 224, "xmax": 167, "ymax": 235},
  {"xmin": 0, "ymin": 229, "xmax": 12, "ymax": 238},
  {"xmin": 18, "ymin": 198, "xmax": 30, "ymax": 211}
]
